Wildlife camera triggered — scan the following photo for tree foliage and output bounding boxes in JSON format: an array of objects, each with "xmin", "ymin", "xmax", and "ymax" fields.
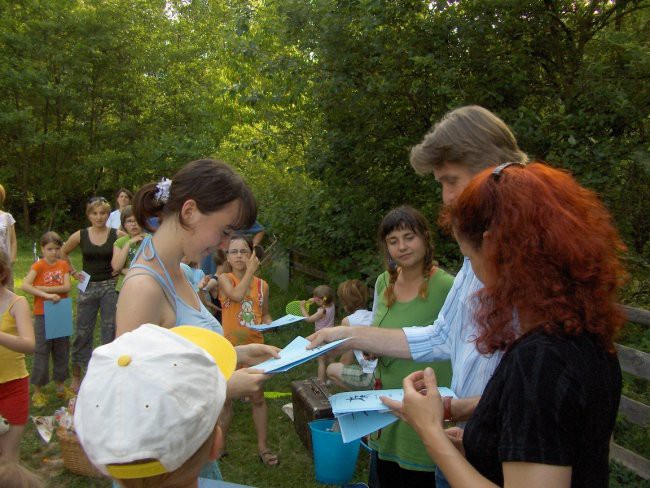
[{"xmin": 0, "ymin": 0, "xmax": 648, "ymax": 277}]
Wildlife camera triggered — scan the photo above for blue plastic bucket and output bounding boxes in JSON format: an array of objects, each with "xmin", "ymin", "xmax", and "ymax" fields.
[{"xmin": 309, "ymin": 419, "xmax": 361, "ymax": 485}]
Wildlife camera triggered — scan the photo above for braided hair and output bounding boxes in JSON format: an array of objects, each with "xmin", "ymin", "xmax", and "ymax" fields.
[{"xmin": 378, "ymin": 206, "xmax": 437, "ymax": 308}]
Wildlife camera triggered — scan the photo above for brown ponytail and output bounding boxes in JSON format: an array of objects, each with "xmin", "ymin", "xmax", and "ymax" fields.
[{"xmin": 133, "ymin": 159, "xmax": 257, "ymax": 233}]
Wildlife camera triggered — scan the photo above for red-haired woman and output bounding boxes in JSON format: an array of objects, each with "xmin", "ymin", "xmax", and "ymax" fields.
[{"xmin": 384, "ymin": 162, "xmax": 624, "ymax": 487}]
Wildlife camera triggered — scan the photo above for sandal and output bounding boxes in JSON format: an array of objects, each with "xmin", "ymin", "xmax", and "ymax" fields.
[
  {"xmin": 258, "ymin": 448, "xmax": 279, "ymax": 467},
  {"xmin": 32, "ymin": 392, "xmax": 47, "ymax": 408},
  {"xmin": 56, "ymin": 385, "xmax": 76, "ymax": 401}
]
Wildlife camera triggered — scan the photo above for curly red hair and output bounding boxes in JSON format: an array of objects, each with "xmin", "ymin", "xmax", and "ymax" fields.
[{"xmin": 450, "ymin": 162, "xmax": 627, "ymax": 354}]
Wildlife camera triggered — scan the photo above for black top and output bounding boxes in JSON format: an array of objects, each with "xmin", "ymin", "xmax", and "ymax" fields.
[
  {"xmin": 80, "ymin": 228, "xmax": 118, "ymax": 282},
  {"xmin": 463, "ymin": 329, "xmax": 621, "ymax": 487}
]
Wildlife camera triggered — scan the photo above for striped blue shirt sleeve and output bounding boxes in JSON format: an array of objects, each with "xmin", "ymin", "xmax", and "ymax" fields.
[{"xmin": 404, "ymin": 258, "xmax": 475, "ymax": 362}]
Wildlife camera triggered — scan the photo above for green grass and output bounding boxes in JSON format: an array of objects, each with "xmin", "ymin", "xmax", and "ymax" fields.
[{"xmin": 11, "ymin": 241, "xmax": 649, "ymax": 486}]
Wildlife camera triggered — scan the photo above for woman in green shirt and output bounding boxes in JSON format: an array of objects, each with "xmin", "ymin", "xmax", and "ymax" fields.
[
  {"xmin": 111, "ymin": 205, "xmax": 147, "ymax": 292},
  {"xmin": 368, "ymin": 206, "xmax": 454, "ymax": 487}
]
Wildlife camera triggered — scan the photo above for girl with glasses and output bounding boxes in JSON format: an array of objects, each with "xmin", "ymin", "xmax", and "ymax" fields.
[{"xmin": 217, "ymin": 234, "xmax": 278, "ymax": 467}]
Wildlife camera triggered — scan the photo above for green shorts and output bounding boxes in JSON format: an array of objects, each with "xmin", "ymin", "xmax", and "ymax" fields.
[{"xmin": 341, "ymin": 364, "xmax": 374, "ymax": 389}]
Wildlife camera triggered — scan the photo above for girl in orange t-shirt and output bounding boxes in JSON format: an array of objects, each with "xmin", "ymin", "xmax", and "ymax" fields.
[
  {"xmin": 21, "ymin": 231, "xmax": 72, "ymax": 407},
  {"xmin": 0, "ymin": 252, "xmax": 35, "ymax": 462},
  {"xmin": 218, "ymin": 234, "xmax": 278, "ymax": 466}
]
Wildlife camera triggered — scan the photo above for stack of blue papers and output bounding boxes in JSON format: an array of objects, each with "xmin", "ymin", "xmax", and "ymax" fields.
[
  {"xmin": 255, "ymin": 336, "xmax": 349, "ymax": 373},
  {"xmin": 244, "ymin": 314, "xmax": 304, "ymax": 331},
  {"xmin": 330, "ymin": 387, "xmax": 457, "ymax": 443}
]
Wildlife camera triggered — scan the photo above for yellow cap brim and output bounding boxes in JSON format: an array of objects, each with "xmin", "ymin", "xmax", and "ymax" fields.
[
  {"xmin": 107, "ymin": 460, "xmax": 167, "ymax": 479},
  {"xmin": 171, "ymin": 326, "xmax": 237, "ymax": 380}
]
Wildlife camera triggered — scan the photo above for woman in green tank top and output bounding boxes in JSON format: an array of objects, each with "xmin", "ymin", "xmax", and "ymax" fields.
[{"xmin": 368, "ymin": 206, "xmax": 454, "ymax": 488}]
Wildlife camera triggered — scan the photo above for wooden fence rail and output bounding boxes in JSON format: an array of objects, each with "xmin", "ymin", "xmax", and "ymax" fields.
[{"xmin": 611, "ymin": 306, "xmax": 650, "ymax": 480}]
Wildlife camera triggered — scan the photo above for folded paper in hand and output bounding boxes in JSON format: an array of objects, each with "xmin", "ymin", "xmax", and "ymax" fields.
[
  {"xmin": 330, "ymin": 387, "xmax": 457, "ymax": 443},
  {"xmin": 255, "ymin": 336, "xmax": 349, "ymax": 373},
  {"xmin": 244, "ymin": 314, "xmax": 304, "ymax": 331}
]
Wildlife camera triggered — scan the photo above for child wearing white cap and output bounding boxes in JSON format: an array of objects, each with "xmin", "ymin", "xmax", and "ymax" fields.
[{"xmin": 74, "ymin": 324, "xmax": 237, "ymax": 487}]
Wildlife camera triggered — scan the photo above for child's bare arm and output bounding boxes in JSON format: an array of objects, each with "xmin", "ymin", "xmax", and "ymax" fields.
[
  {"xmin": 0, "ymin": 297, "xmax": 35, "ymax": 353},
  {"xmin": 9, "ymin": 224, "xmax": 17, "ymax": 263},
  {"xmin": 218, "ymin": 263, "xmax": 257, "ymax": 302},
  {"xmin": 21, "ymin": 270, "xmax": 60, "ymax": 301},
  {"xmin": 301, "ymin": 304, "xmax": 325, "ymax": 324},
  {"xmin": 35, "ymin": 272, "xmax": 71, "ymax": 294}
]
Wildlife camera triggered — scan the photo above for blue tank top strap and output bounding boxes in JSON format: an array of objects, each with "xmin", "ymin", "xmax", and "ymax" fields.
[
  {"xmin": 124, "ymin": 265, "xmax": 177, "ymax": 314},
  {"xmin": 131, "ymin": 236, "xmax": 178, "ymax": 295},
  {"xmin": 126, "ymin": 236, "xmax": 178, "ymax": 313},
  {"xmin": 128, "ymin": 236, "xmax": 223, "ymax": 334}
]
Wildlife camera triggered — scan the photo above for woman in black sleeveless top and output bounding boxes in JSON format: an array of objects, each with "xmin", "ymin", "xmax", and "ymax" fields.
[{"xmin": 61, "ymin": 197, "xmax": 123, "ymax": 392}]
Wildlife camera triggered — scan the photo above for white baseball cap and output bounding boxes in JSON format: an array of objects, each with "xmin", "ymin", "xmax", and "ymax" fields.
[{"xmin": 74, "ymin": 324, "xmax": 237, "ymax": 479}]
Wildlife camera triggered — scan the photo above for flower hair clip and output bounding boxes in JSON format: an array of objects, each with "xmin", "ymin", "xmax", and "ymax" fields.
[{"xmin": 155, "ymin": 177, "xmax": 172, "ymax": 204}]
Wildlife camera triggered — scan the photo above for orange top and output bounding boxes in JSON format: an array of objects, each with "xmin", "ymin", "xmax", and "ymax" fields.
[
  {"xmin": 30, "ymin": 259, "xmax": 70, "ymax": 315},
  {"xmin": 0, "ymin": 296, "xmax": 29, "ymax": 383},
  {"xmin": 219, "ymin": 273, "xmax": 266, "ymax": 346}
]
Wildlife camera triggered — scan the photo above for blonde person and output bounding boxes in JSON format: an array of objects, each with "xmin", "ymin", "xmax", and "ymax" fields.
[
  {"xmin": 0, "ymin": 185, "xmax": 17, "ymax": 291},
  {"xmin": 326, "ymin": 279, "xmax": 375, "ymax": 390},
  {"xmin": 218, "ymin": 234, "xmax": 278, "ymax": 467},
  {"xmin": 61, "ymin": 196, "xmax": 123, "ymax": 392},
  {"xmin": 116, "ymin": 159, "xmax": 279, "ymax": 482},
  {"xmin": 111, "ymin": 205, "xmax": 146, "ymax": 292},
  {"xmin": 21, "ymin": 231, "xmax": 73, "ymax": 407},
  {"xmin": 300, "ymin": 285, "xmax": 335, "ymax": 381},
  {"xmin": 107, "ymin": 188, "xmax": 133, "ymax": 230},
  {"xmin": 75, "ymin": 324, "xmax": 234, "ymax": 488},
  {"xmin": 0, "ymin": 253, "xmax": 35, "ymax": 462}
]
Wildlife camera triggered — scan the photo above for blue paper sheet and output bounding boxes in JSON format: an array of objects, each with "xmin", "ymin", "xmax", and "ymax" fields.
[
  {"xmin": 244, "ymin": 314, "xmax": 304, "ymax": 331},
  {"xmin": 198, "ymin": 479, "xmax": 255, "ymax": 488},
  {"xmin": 336, "ymin": 410, "xmax": 399, "ymax": 444},
  {"xmin": 330, "ymin": 387, "xmax": 457, "ymax": 414},
  {"xmin": 331, "ymin": 387, "xmax": 458, "ymax": 443},
  {"xmin": 255, "ymin": 336, "xmax": 350, "ymax": 373},
  {"xmin": 44, "ymin": 298, "xmax": 73, "ymax": 340}
]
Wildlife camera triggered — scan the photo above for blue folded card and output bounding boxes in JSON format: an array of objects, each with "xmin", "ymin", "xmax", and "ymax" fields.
[
  {"xmin": 244, "ymin": 314, "xmax": 304, "ymax": 331},
  {"xmin": 330, "ymin": 387, "xmax": 458, "ymax": 443},
  {"xmin": 44, "ymin": 298, "xmax": 73, "ymax": 340},
  {"xmin": 255, "ymin": 336, "xmax": 350, "ymax": 373}
]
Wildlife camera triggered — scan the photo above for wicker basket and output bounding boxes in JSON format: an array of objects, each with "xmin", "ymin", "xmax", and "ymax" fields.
[{"xmin": 57, "ymin": 428, "xmax": 103, "ymax": 478}]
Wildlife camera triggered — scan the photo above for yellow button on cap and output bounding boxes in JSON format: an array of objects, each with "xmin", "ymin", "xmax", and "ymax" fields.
[{"xmin": 117, "ymin": 355, "xmax": 132, "ymax": 367}]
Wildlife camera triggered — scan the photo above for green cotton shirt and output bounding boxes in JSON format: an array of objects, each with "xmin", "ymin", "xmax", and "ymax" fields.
[
  {"xmin": 368, "ymin": 268, "xmax": 454, "ymax": 472},
  {"xmin": 113, "ymin": 235, "xmax": 148, "ymax": 291}
]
